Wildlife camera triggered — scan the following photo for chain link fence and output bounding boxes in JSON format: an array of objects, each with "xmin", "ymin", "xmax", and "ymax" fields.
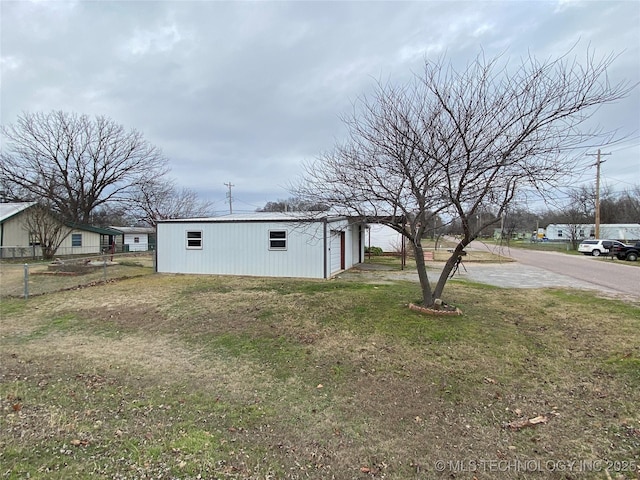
[{"xmin": 0, "ymin": 252, "xmax": 155, "ymax": 299}]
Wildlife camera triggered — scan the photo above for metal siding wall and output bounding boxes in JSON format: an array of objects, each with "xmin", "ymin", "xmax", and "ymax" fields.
[
  {"xmin": 351, "ymin": 224, "xmax": 363, "ymax": 265},
  {"xmin": 157, "ymin": 221, "xmax": 326, "ymax": 278},
  {"xmin": 58, "ymin": 230, "xmax": 101, "ymax": 255},
  {"xmin": 330, "ymin": 231, "xmax": 341, "ymax": 273},
  {"xmin": 326, "ymin": 220, "xmax": 362, "ymax": 274},
  {"xmin": 2, "ymin": 215, "xmax": 30, "ymax": 246},
  {"xmin": 328, "ymin": 219, "xmax": 357, "ymax": 274},
  {"xmin": 124, "ymin": 233, "xmax": 148, "ymax": 251}
]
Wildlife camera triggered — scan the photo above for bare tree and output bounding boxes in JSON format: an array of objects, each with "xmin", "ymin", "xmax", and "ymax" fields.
[
  {"xmin": 498, "ymin": 207, "xmax": 539, "ymax": 243},
  {"xmin": 89, "ymin": 204, "xmax": 136, "ymax": 228},
  {"xmin": 1, "ymin": 111, "xmax": 169, "ymax": 224},
  {"xmin": 132, "ymin": 177, "xmax": 214, "ymax": 226},
  {"xmin": 601, "ymin": 185, "xmax": 640, "ymax": 223},
  {"xmin": 294, "ymin": 49, "xmax": 633, "ymax": 308},
  {"xmin": 23, "ymin": 204, "xmax": 71, "ymax": 260}
]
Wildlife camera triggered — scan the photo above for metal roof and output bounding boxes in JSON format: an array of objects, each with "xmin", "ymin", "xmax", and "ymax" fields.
[
  {"xmin": 157, "ymin": 212, "xmax": 349, "ymax": 223},
  {"xmin": 110, "ymin": 226, "xmax": 155, "ymax": 234},
  {"xmin": 66, "ymin": 223, "xmax": 122, "ymax": 235},
  {"xmin": 0, "ymin": 203, "xmax": 138, "ymax": 235},
  {"xmin": 0, "ymin": 202, "xmax": 37, "ymax": 223}
]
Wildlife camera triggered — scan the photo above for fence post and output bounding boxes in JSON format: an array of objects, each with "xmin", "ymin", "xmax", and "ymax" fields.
[{"xmin": 23, "ymin": 263, "xmax": 29, "ymax": 299}]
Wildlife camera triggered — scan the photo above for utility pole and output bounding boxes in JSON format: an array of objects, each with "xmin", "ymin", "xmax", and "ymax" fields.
[
  {"xmin": 224, "ymin": 182, "xmax": 234, "ymax": 214},
  {"xmin": 586, "ymin": 150, "xmax": 610, "ymax": 239}
]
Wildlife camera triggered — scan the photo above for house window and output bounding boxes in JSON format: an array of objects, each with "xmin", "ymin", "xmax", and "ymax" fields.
[
  {"xmin": 578, "ymin": 229, "xmax": 585, "ymax": 237},
  {"xmin": 557, "ymin": 230, "xmax": 563, "ymax": 238},
  {"xmin": 134, "ymin": 237, "xmax": 140, "ymax": 243},
  {"xmin": 269, "ymin": 230, "xmax": 287, "ymax": 250},
  {"xmin": 28, "ymin": 231, "xmax": 41, "ymax": 246},
  {"xmin": 186, "ymin": 231, "xmax": 202, "ymax": 249},
  {"xmin": 72, "ymin": 233, "xmax": 82, "ymax": 247}
]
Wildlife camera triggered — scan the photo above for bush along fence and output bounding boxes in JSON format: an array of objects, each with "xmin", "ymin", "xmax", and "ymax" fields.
[{"xmin": 0, "ymin": 252, "xmax": 155, "ymax": 299}]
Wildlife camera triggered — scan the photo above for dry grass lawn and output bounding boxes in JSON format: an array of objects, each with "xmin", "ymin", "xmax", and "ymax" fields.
[{"xmin": 1, "ymin": 269, "xmax": 638, "ymax": 479}]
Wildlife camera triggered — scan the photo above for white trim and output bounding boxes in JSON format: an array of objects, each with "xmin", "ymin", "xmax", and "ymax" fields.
[{"xmin": 186, "ymin": 230, "xmax": 203, "ymax": 249}]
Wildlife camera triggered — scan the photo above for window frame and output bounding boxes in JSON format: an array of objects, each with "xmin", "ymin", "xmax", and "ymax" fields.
[
  {"xmin": 71, "ymin": 233, "xmax": 82, "ymax": 247},
  {"xmin": 268, "ymin": 229, "xmax": 287, "ymax": 250},
  {"xmin": 186, "ymin": 230, "xmax": 203, "ymax": 250}
]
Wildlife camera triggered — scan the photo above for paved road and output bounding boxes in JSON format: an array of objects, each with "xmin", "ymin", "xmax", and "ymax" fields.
[{"xmin": 461, "ymin": 242, "xmax": 639, "ymax": 301}]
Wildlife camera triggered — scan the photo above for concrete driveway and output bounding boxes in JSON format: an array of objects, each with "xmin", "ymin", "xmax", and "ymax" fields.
[
  {"xmin": 346, "ymin": 243, "xmax": 639, "ymax": 304},
  {"xmin": 452, "ymin": 242, "xmax": 639, "ymax": 302}
]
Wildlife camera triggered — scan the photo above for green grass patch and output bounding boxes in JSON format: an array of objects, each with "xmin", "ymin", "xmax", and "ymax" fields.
[
  {"xmin": 0, "ymin": 297, "xmax": 27, "ymax": 316},
  {"xmin": 604, "ymin": 355, "xmax": 640, "ymax": 383},
  {"xmin": 1, "ymin": 273, "xmax": 639, "ymax": 479}
]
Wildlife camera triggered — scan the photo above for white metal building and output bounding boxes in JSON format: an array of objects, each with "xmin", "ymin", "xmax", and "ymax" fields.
[
  {"xmin": 366, "ymin": 224, "xmax": 404, "ymax": 253},
  {"xmin": 156, "ymin": 213, "xmax": 365, "ymax": 279},
  {"xmin": 110, "ymin": 226, "xmax": 156, "ymax": 251}
]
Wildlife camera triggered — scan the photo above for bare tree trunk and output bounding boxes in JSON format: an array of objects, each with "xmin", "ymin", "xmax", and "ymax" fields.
[
  {"xmin": 433, "ymin": 239, "xmax": 471, "ymax": 299},
  {"xmin": 412, "ymin": 241, "xmax": 434, "ymax": 306}
]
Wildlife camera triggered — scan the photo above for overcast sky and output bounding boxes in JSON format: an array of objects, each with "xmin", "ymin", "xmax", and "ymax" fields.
[{"xmin": 1, "ymin": 0, "xmax": 639, "ymax": 214}]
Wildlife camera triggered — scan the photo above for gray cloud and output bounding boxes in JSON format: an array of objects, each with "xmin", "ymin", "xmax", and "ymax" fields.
[{"xmin": 2, "ymin": 0, "xmax": 638, "ymax": 213}]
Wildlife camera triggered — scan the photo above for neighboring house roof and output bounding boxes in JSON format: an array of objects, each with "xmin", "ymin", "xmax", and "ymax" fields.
[
  {"xmin": 0, "ymin": 202, "xmax": 37, "ymax": 223},
  {"xmin": 1, "ymin": 203, "xmax": 119, "ymax": 234},
  {"xmin": 67, "ymin": 223, "xmax": 122, "ymax": 235},
  {"xmin": 110, "ymin": 226, "xmax": 155, "ymax": 234},
  {"xmin": 157, "ymin": 212, "xmax": 349, "ymax": 224}
]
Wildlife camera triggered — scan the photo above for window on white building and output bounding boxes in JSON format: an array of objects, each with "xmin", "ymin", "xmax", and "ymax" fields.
[
  {"xmin": 269, "ymin": 230, "xmax": 287, "ymax": 250},
  {"xmin": 186, "ymin": 231, "xmax": 202, "ymax": 249}
]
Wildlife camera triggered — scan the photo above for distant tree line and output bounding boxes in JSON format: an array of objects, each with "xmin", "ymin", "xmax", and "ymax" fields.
[{"xmin": 256, "ymin": 197, "xmax": 329, "ymax": 213}]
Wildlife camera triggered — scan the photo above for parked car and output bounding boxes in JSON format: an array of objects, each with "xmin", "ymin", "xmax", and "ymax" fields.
[
  {"xmin": 577, "ymin": 239, "xmax": 626, "ymax": 257},
  {"xmin": 612, "ymin": 241, "xmax": 640, "ymax": 261}
]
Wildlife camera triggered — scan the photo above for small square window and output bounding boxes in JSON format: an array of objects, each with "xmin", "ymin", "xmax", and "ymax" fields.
[
  {"xmin": 134, "ymin": 237, "xmax": 140, "ymax": 243},
  {"xmin": 186, "ymin": 231, "xmax": 202, "ymax": 249},
  {"xmin": 269, "ymin": 230, "xmax": 287, "ymax": 250},
  {"xmin": 72, "ymin": 233, "xmax": 82, "ymax": 247}
]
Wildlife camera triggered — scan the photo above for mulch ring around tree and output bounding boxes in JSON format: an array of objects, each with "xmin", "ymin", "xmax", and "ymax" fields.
[{"xmin": 409, "ymin": 301, "xmax": 463, "ymax": 316}]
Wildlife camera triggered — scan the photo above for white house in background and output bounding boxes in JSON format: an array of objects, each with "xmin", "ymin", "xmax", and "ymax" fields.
[
  {"xmin": 156, "ymin": 212, "xmax": 365, "ymax": 279},
  {"xmin": 544, "ymin": 223, "xmax": 640, "ymax": 241},
  {"xmin": 598, "ymin": 224, "xmax": 640, "ymax": 241},
  {"xmin": 110, "ymin": 226, "xmax": 156, "ymax": 251},
  {"xmin": 366, "ymin": 224, "xmax": 405, "ymax": 253}
]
